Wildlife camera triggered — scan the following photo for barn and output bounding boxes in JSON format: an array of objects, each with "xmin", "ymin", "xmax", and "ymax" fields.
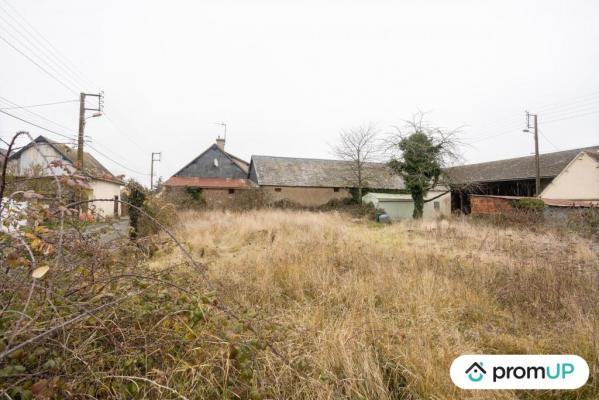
[
  {"xmin": 247, "ymin": 155, "xmax": 405, "ymax": 207},
  {"xmin": 445, "ymin": 145, "xmax": 599, "ymax": 213}
]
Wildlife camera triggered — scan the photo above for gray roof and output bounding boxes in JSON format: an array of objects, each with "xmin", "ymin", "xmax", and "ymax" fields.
[
  {"xmin": 250, "ymin": 155, "xmax": 405, "ymax": 189},
  {"xmin": 445, "ymin": 145, "xmax": 599, "ymax": 185},
  {"xmin": 9, "ymin": 136, "xmax": 123, "ymax": 184}
]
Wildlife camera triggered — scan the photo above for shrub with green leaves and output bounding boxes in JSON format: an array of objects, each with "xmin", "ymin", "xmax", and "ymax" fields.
[{"xmin": 511, "ymin": 198, "xmax": 545, "ymax": 212}]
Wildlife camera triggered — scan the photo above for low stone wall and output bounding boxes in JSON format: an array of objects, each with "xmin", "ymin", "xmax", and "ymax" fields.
[{"xmin": 262, "ymin": 186, "xmax": 351, "ymax": 207}]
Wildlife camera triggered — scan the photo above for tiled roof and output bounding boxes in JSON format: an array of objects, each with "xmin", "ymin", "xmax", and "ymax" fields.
[
  {"xmin": 445, "ymin": 146, "xmax": 599, "ymax": 184},
  {"xmin": 250, "ymin": 155, "xmax": 405, "ymax": 189},
  {"xmin": 163, "ymin": 176, "xmax": 255, "ymax": 189}
]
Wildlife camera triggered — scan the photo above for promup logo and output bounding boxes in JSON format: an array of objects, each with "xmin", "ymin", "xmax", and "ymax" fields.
[
  {"xmin": 465, "ymin": 362, "xmax": 486, "ymax": 382},
  {"xmin": 451, "ymin": 355, "xmax": 589, "ymax": 390}
]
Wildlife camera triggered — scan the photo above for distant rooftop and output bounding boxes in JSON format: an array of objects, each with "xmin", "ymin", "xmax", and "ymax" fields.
[
  {"xmin": 250, "ymin": 155, "xmax": 405, "ymax": 189},
  {"xmin": 445, "ymin": 145, "xmax": 599, "ymax": 184}
]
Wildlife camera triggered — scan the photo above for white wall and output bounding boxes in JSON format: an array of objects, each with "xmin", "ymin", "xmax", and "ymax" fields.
[
  {"xmin": 541, "ymin": 153, "xmax": 599, "ymax": 200},
  {"xmin": 11, "ymin": 143, "xmax": 122, "ymax": 216},
  {"xmin": 10, "ymin": 144, "xmax": 71, "ymax": 176},
  {"xmin": 89, "ymin": 180, "xmax": 121, "ymax": 217}
]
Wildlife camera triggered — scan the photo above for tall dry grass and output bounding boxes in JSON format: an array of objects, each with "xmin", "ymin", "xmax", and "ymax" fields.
[{"xmin": 161, "ymin": 209, "xmax": 598, "ymax": 399}]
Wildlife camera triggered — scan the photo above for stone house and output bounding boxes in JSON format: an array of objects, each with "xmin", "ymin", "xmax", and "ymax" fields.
[
  {"xmin": 7, "ymin": 135, "xmax": 124, "ymax": 217},
  {"xmin": 162, "ymin": 137, "xmax": 255, "ymax": 205}
]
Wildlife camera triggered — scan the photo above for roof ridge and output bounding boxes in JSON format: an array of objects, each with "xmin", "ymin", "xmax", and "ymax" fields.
[
  {"xmin": 447, "ymin": 145, "xmax": 599, "ymax": 169},
  {"xmin": 251, "ymin": 154, "xmax": 388, "ymax": 165}
]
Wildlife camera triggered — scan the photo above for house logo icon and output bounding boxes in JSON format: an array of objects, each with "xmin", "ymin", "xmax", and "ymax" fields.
[{"xmin": 465, "ymin": 362, "xmax": 486, "ymax": 382}]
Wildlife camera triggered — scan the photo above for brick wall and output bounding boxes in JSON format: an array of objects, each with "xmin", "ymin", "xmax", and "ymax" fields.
[{"xmin": 470, "ymin": 196, "xmax": 514, "ymax": 214}]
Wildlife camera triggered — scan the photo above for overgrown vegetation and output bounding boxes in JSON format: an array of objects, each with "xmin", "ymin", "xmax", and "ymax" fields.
[
  {"xmin": 511, "ymin": 197, "xmax": 545, "ymax": 212},
  {"xmin": 388, "ymin": 112, "xmax": 461, "ymax": 219},
  {"xmin": 2, "ymin": 132, "xmax": 598, "ymax": 399}
]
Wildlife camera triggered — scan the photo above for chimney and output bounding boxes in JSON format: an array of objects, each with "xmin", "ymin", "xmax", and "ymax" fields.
[{"xmin": 216, "ymin": 136, "xmax": 225, "ymax": 151}]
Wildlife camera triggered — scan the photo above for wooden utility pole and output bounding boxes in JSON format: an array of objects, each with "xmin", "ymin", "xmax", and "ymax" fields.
[
  {"xmin": 77, "ymin": 92, "xmax": 85, "ymax": 169},
  {"xmin": 77, "ymin": 92, "xmax": 103, "ymax": 171},
  {"xmin": 525, "ymin": 111, "xmax": 541, "ymax": 196},
  {"xmin": 533, "ymin": 114, "xmax": 540, "ymax": 196},
  {"xmin": 150, "ymin": 152, "xmax": 161, "ymax": 190}
]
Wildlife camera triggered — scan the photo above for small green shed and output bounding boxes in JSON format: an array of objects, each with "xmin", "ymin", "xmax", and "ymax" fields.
[{"xmin": 362, "ymin": 191, "xmax": 451, "ymax": 220}]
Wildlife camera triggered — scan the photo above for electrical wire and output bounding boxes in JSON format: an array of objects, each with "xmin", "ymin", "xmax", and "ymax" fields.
[
  {"xmin": 538, "ymin": 129, "xmax": 560, "ymax": 152},
  {"xmin": 86, "ymin": 144, "xmax": 150, "ymax": 176},
  {"xmin": 0, "ymin": 32, "xmax": 78, "ymax": 94},
  {"xmin": 542, "ymin": 109, "xmax": 599, "ymax": 125},
  {"xmin": 0, "ymin": 95, "xmax": 76, "ymax": 134},
  {"xmin": 0, "ymin": 10, "xmax": 82, "ymax": 92},
  {"xmin": 0, "ymin": 99, "xmax": 77, "ymax": 110},
  {"xmin": 0, "ymin": 109, "xmax": 76, "ymax": 140},
  {"xmin": 0, "ymin": 0, "xmax": 93, "ymax": 90}
]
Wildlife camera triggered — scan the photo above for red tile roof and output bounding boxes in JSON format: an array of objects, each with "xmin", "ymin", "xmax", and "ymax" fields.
[{"xmin": 163, "ymin": 176, "xmax": 254, "ymax": 189}]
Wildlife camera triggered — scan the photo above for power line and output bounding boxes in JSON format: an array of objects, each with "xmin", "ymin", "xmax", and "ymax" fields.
[
  {"xmin": 542, "ymin": 109, "xmax": 599, "ymax": 125},
  {"xmin": 538, "ymin": 101, "xmax": 599, "ymax": 119},
  {"xmin": 0, "ymin": 99, "xmax": 77, "ymax": 110},
  {"xmin": 538, "ymin": 129, "xmax": 560, "ymax": 151},
  {"xmin": 102, "ymin": 110, "xmax": 151, "ymax": 152},
  {"xmin": 86, "ymin": 144, "xmax": 150, "ymax": 176},
  {"xmin": 0, "ymin": 32, "xmax": 77, "ymax": 94},
  {"xmin": 0, "ymin": 95, "xmax": 76, "ymax": 134},
  {"xmin": 0, "ymin": 0, "xmax": 93, "ymax": 90},
  {"xmin": 534, "ymin": 90, "xmax": 599, "ymax": 113},
  {"xmin": 0, "ymin": 109, "xmax": 75, "ymax": 140},
  {"xmin": 0, "ymin": 9, "xmax": 83, "ymax": 92}
]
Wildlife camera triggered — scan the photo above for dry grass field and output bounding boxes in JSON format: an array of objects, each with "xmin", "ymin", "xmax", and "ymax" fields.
[{"xmin": 154, "ymin": 209, "xmax": 599, "ymax": 399}]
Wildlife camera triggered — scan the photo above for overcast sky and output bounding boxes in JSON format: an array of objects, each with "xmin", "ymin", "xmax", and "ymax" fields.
[{"xmin": 1, "ymin": 0, "xmax": 598, "ymax": 185}]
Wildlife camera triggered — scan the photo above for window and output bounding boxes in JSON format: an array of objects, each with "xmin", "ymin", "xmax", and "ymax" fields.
[
  {"xmin": 333, "ymin": 187, "xmax": 340, "ymax": 192},
  {"xmin": 228, "ymin": 189, "xmax": 235, "ymax": 194},
  {"xmin": 275, "ymin": 188, "xmax": 282, "ymax": 192},
  {"xmin": 434, "ymin": 201, "xmax": 440, "ymax": 210}
]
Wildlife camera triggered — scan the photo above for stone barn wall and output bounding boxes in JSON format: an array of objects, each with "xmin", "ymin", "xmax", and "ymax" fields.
[{"xmin": 262, "ymin": 186, "xmax": 351, "ymax": 207}]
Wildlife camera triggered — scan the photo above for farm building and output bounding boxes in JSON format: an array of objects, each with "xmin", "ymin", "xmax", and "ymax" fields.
[
  {"xmin": 162, "ymin": 137, "xmax": 256, "ymax": 206},
  {"xmin": 362, "ymin": 191, "xmax": 451, "ymax": 220},
  {"xmin": 247, "ymin": 156, "xmax": 405, "ymax": 206},
  {"xmin": 7, "ymin": 135, "xmax": 124, "ymax": 217},
  {"xmin": 540, "ymin": 150, "xmax": 599, "ymax": 201},
  {"xmin": 445, "ymin": 145, "xmax": 599, "ymax": 213}
]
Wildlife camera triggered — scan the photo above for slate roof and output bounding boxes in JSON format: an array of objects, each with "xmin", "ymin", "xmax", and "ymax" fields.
[
  {"xmin": 163, "ymin": 176, "xmax": 255, "ymax": 189},
  {"xmin": 249, "ymin": 155, "xmax": 406, "ymax": 189},
  {"xmin": 445, "ymin": 146, "xmax": 599, "ymax": 185},
  {"xmin": 226, "ymin": 152, "xmax": 249, "ymax": 174},
  {"xmin": 8, "ymin": 136, "xmax": 124, "ymax": 185}
]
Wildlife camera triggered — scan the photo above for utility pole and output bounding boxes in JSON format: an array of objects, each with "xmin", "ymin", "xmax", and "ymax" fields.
[
  {"xmin": 77, "ymin": 93, "xmax": 85, "ymax": 169},
  {"xmin": 150, "ymin": 152, "xmax": 161, "ymax": 190},
  {"xmin": 524, "ymin": 111, "xmax": 541, "ymax": 196},
  {"xmin": 77, "ymin": 91, "xmax": 103, "ymax": 171}
]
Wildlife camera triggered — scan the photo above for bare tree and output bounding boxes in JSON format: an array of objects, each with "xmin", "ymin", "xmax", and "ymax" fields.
[{"xmin": 332, "ymin": 124, "xmax": 380, "ymax": 201}]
